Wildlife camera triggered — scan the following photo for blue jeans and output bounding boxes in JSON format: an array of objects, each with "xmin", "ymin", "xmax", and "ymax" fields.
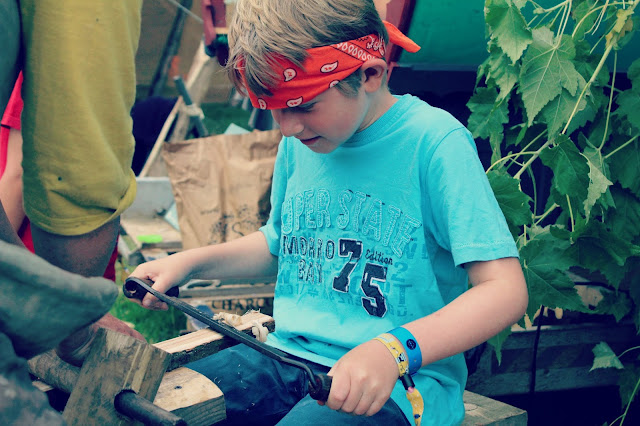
[{"xmin": 187, "ymin": 345, "xmax": 410, "ymax": 426}]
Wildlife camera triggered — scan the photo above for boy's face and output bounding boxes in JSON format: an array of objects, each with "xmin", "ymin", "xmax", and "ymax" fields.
[{"xmin": 270, "ymin": 85, "xmax": 374, "ymax": 154}]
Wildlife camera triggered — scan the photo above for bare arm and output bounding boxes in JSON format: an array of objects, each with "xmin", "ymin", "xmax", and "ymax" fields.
[
  {"xmin": 326, "ymin": 257, "xmax": 528, "ymax": 416},
  {"xmin": 0, "ymin": 128, "xmax": 25, "ymax": 231},
  {"xmin": 0, "ymin": 128, "xmax": 25, "ymax": 247},
  {"xmin": 404, "ymin": 257, "xmax": 528, "ymax": 366},
  {"xmin": 130, "ymin": 230, "xmax": 278, "ymax": 309}
]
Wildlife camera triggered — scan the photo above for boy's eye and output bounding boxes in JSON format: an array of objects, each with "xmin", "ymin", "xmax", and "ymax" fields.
[{"xmin": 293, "ymin": 103, "xmax": 315, "ymax": 113}]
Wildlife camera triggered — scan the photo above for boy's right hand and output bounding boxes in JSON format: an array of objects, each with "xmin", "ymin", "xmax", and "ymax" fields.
[
  {"xmin": 128, "ymin": 254, "xmax": 191, "ymax": 310},
  {"xmin": 323, "ymin": 338, "xmax": 399, "ymax": 416}
]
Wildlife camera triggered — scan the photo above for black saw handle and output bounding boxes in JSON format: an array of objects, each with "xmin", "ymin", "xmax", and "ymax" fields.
[
  {"xmin": 123, "ymin": 276, "xmax": 180, "ymax": 300},
  {"xmin": 309, "ymin": 374, "xmax": 332, "ymax": 402}
]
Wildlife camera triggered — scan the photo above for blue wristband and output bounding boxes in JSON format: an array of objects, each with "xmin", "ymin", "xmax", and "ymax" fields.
[{"xmin": 389, "ymin": 327, "xmax": 422, "ymax": 375}]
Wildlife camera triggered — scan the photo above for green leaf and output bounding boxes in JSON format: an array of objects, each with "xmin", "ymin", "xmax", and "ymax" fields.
[
  {"xmin": 575, "ymin": 40, "xmax": 610, "ymax": 88},
  {"xmin": 594, "ymin": 289, "xmax": 632, "ymax": 322},
  {"xmin": 487, "ymin": 170, "xmax": 533, "ymax": 234},
  {"xmin": 591, "ymin": 342, "xmax": 624, "ymax": 371},
  {"xmin": 568, "ymin": 96, "xmax": 599, "ymax": 136},
  {"xmin": 539, "ymin": 134, "xmax": 590, "ymax": 201},
  {"xmin": 629, "ymin": 261, "xmax": 640, "ymax": 330},
  {"xmin": 567, "ymin": 221, "xmax": 637, "ymax": 290},
  {"xmin": 540, "ymin": 84, "xmax": 588, "ymax": 136},
  {"xmin": 485, "ymin": 0, "xmax": 532, "ymax": 63},
  {"xmin": 619, "ymin": 366, "xmax": 640, "ymax": 408},
  {"xmin": 582, "ymin": 146, "xmax": 613, "ymax": 221},
  {"xmin": 486, "ymin": 44, "xmax": 520, "ymax": 101},
  {"xmin": 608, "ymin": 187, "xmax": 640, "ymax": 239},
  {"xmin": 520, "ymin": 238, "xmax": 587, "ymax": 319},
  {"xmin": 615, "ymin": 89, "xmax": 640, "ymax": 132},
  {"xmin": 609, "ymin": 139, "xmax": 640, "ymax": 197},
  {"xmin": 519, "ymin": 28, "xmax": 582, "ymax": 125},
  {"xmin": 572, "ymin": 0, "xmax": 599, "ymax": 40},
  {"xmin": 629, "ymin": 58, "xmax": 640, "ymax": 90},
  {"xmin": 467, "ymin": 87, "xmax": 509, "ymax": 156},
  {"xmin": 605, "ymin": 8, "xmax": 635, "ymax": 50},
  {"xmin": 488, "ymin": 326, "xmax": 512, "ymax": 365}
]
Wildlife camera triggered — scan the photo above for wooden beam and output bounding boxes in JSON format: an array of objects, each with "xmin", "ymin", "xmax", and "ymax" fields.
[
  {"xmin": 462, "ymin": 391, "xmax": 527, "ymax": 425},
  {"xmin": 140, "ymin": 40, "xmax": 218, "ymax": 178},
  {"xmin": 62, "ymin": 329, "xmax": 170, "ymax": 425},
  {"xmin": 29, "ymin": 347, "xmax": 226, "ymax": 425},
  {"xmin": 466, "ymin": 321, "xmax": 640, "ymax": 395},
  {"xmin": 147, "ymin": 0, "xmax": 193, "ymax": 98},
  {"xmin": 155, "ymin": 367, "xmax": 225, "ymax": 426},
  {"xmin": 28, "ymin": 350, "xmax": 79, "ymax": 393},
  {"xmin": 154, "ymin": 311, "xmax": 276, "ymax": 371}
]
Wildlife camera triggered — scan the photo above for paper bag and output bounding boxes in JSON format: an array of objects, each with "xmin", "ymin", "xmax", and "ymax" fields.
[{"xmin": 162, "ymin": 129, "xmax": 282, "ymax": 249}]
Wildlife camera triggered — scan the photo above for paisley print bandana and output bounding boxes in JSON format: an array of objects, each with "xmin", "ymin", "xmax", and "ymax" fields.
[{"xmin": 239, "ymin": 21, "xmax": 420, "ymax": 110}]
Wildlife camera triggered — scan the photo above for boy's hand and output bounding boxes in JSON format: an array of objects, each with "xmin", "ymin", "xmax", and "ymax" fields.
[
  {"xmin": 129, "ymin": 254, "xmax": 191, "ymax": 310},
  {"xmin": 323, "ymin": 338, "xmax": 399, "ymax": 416}
]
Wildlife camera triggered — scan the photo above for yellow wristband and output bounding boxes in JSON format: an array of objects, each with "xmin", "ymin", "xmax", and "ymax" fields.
[
  {"xmin": 374, "ymin": 333, "xmax": 424, "ymax": 426},
  {"xmin": 374, "ymin": 332, "xmax": 410, "ymax": 377}
]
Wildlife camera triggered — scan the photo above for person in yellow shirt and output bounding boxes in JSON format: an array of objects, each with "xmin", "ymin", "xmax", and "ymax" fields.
[{"xmin": 0, "ymin": 0, "xmax": 144, "ymax": 366}]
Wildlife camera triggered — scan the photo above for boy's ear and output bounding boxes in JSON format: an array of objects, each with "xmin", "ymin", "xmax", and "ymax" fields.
[{"xmin": 361, "ymin": 58, "xmax": 388, "ymax": 92}]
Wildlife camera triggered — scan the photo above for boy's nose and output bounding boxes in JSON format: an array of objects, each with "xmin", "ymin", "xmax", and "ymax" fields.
[{"xmin": 271, "ymin": 110, "xmax": 303, "ymax": 137}]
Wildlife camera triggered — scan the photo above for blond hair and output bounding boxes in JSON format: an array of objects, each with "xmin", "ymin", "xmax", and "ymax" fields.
[{"xmin": 227, "ymin": 0, "xmax": 387, "ymax": 98}]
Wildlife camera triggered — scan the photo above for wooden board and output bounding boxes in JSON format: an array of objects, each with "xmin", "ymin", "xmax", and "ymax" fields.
[
  {"xmin": 463, "ymin": 391, "xmax": 527, "ymax": 425},
  {"xmin": 120, "ymin": 216, "xmax": 182, "ymax": 251},
  {"xmin": 140, "ymin": 39, "xmax": 219, "ymax": 178},
  {"xmin": 466, "ymin": 320, "xmax": 640, "ymax": 396},
  {"xmin": 154, "ymin": 311, "xmax": 276, "ymax": 371},
  {"xmin": 62, "ymin": 329, "xmax": 170, "ymax": 425},
  {"xmin": 154, "ymin": 367, "xmax": 225, "ymax": 426}
]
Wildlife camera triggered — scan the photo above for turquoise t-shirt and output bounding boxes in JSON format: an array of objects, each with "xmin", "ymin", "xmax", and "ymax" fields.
[{"xmin": 260, "ymin": 94, "xmax": 519, "ymax": 425}]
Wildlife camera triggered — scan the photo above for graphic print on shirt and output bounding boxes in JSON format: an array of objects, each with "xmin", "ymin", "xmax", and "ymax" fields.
[{"xmin": 279, "ymin": 188, "xmax": 422, "ymax": 318}]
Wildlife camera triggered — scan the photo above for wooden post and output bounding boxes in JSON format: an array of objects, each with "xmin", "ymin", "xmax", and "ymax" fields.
[
  {"xmin": 148, "ymin": 0, "xmax": 193, "ymax": 98},
  {"xmin": 140, "ymin": 40, "xmax": 219, "ymax": 178},
  {"xmin": 62, "ymin": 328, "xmax": 170, "ymax": 425},
  {"xmin": 29, "ymin": 353, "xmax": 226, "ymax": 425}
]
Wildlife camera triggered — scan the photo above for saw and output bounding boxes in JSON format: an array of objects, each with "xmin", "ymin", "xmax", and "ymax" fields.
[{"xmin": 123, "ymin": 277, "xmax": 332, "ymax": 401}]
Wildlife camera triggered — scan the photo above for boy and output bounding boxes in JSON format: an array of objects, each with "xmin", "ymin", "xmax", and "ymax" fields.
[{"xmin": 129, "ymin": 0, "xmax": 528, "ymax": 424}]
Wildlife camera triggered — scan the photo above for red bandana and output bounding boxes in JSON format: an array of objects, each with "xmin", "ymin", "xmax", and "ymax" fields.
[{"xmin": 239, "ymin": 21, "xmax": 420, "ymax": 110}]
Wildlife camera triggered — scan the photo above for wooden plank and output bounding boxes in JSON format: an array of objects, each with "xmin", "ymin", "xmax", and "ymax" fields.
[
  {"xmin": 154, "ymin": 367, "xmax": 225, "ymax": 426},
  {"xmin": 140, "ymin": 40, "xmax": 216, "ymax": 178},
  {"xmin": 120, "ymin": 216, "xmax": 182, "ymax": 251},
  {"xmin": 154, "ymin": 311, "xmax": 276, "ymax": 371},
  {"xmin": 180, "ymin": 281, "xmax": 275, "ymax": 299},
  {"xmin": 29, "ymin": 350, "xmax": 79, "ymax": 393},
  {"xmin": 147, "ymin": 0, "xmax": 192, "ymax": 98},
  {"xmin": 462, "ymin": 391, "xmax": 527, "ymax": 425},
  {"xmin": 466, "ymin": 321, "xmax": 640, "ymax": 396},
  {"xmin": 62, "ymin": 329, "xmax": 170, "ymax": 425}
]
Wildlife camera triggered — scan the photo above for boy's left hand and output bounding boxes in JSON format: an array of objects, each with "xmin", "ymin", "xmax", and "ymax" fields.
[{"xmin": 323, "ymin": 339, "xmax": 399, "ymax": 416}]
